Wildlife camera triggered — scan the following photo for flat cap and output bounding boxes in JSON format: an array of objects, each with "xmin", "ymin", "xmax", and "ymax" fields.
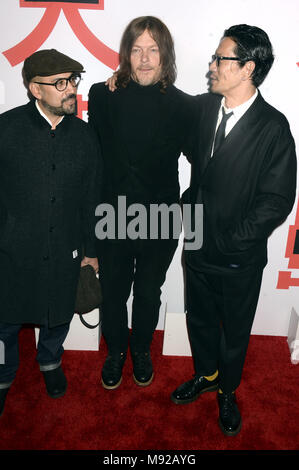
[{"xmin": 23, "ymin": 49, "xmax": 84, "ymax": 82}]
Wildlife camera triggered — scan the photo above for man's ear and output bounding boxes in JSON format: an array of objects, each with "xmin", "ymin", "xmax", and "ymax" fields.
[
  {"xmin": 29, "ymin": 81, "xmax": 42, "ymax": 100},
  {"xmin": 243, "ymin": 60, "xmax": 255, "ymax": 81}
]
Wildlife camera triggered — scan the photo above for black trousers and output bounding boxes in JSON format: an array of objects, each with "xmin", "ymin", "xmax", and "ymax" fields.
[
  {"xmin": 97, "ymin": 238, "xmax": 178, "ymax": 354},
  {"xmin": 185, "ymin": 262, "xmax": 263, "ymax": 392}
]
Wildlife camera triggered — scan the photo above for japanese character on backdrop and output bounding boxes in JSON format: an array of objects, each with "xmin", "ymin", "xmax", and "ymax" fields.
[
  {"xmin": 277, "ymin": 200, "xmax": 299, "ymax": 290},
  {"xmin": 2, "ymin": 1, "xmax": 119, "ymax": 70}
]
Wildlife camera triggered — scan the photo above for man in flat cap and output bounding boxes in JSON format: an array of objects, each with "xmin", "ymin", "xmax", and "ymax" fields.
[{"xmin": 0, "ymin": 49, "xmax": 102, "ymax": 417}]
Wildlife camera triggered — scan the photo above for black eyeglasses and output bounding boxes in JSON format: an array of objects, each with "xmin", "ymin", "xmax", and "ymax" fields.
[
  {"xmin": 33, "ymin": 74, "xmax": 82, "ymax": 91},
  {"xmin": 211, "ymin": 55, "xmax": 241, "ymax": 67}
]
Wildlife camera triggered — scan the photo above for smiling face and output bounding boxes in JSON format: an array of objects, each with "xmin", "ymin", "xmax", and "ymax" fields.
[
  {"xmin": 29, "ymin": 72, "xmax": 78, "ymax": 123},
  {"xmin": 130, "ymin": 29, "xmax": 162, "ymax": 86}
]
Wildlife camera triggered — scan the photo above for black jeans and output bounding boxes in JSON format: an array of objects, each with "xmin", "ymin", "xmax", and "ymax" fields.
[
  {"xmin": 97, "ymin": 238, "xmax": 178, "ymax": 354},
  {"xmin": 0, "ymin": 321, "xmax": 70, "ymax": 386}
]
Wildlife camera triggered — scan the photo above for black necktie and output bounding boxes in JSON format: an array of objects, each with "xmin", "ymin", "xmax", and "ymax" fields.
[{"xmin": 213, "ymin": 107, "xmax": 233, "ymax": 155}]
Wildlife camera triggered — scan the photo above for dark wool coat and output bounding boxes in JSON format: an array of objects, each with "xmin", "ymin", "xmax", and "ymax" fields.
[
  {"xmin": 0, "ymin": 100, "xmax": 102, "ymax": 327},
  {"xmin": 184, "ymin": 91, "xmax": 297, "ymax": 274}
]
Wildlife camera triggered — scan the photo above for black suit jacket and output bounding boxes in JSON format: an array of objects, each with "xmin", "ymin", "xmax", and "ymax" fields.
[{"xmin": 184, "ymin": 91, "xmax": 297, "ymax": 274}]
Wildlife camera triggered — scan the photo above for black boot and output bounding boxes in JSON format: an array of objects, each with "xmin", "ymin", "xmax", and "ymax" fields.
[
  {"xmin": 42, "ymin": 365, "xmax": 67, "ymax": 398},
  {"xmin": 217, "ymin": 392, "xmax": 242, "ymax": 436},
  {"xmin": 171, "ymin": 375, "xmax": 219, "ymax": 404},
  {"xmin": 101, "ymin": 352, "xmax": 127, "ymax": 389},
  {"xmin": 131, "ymin": 351, "xmax": 154, "ymax": 387}
]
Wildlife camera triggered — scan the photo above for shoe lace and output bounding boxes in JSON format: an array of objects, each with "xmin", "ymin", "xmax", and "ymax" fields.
[
  {"xmin": 106, "ymin": 354, "xmax": 125, "ymax": 373},
  {"xmin": 133, "ymin": 352, "xmax": 150, "ymax": 369},
  {"xmin": 220, "ymin": 394, "xmax": 235, "ymax": 417}
]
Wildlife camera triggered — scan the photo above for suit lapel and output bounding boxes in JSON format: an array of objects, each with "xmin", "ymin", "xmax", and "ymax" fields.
[{"xmin": 201, "ymin": 91, "xmax": 264, "ymax": 176}]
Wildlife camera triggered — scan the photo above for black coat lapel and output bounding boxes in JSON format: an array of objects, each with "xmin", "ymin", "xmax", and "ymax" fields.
[{"xmin": 201, "ymin": 91, "xmax": 265, "ymax": 175}]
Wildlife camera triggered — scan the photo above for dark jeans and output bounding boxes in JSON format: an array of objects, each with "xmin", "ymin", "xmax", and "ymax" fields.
[
  {"xmin": 0, "ymin": 321, "xmax": 70, "ymax": 386},
  {"xmin": 185, "ymin": 263, "xmax": 263, "ymax": 392},
  {"xmin": 97, "ymin": 238, "xmax": 178, "ymax": 354}
]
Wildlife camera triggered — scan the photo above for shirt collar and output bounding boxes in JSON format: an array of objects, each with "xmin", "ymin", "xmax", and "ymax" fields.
[{"xmin": 221, "ymin": 89, "xmax": 258, "ymax": 120}]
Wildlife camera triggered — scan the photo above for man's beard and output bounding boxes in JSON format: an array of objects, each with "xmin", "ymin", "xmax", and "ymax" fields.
[
  {"xmin": 132, "ymin": 69, "xmax": 161, "ymax": 87},
  {"xmin": 41, "ymin": 94, "xmax": 77, "ymax": 116}
]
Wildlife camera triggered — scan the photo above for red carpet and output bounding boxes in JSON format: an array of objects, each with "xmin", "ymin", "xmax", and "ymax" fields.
[{"xmin": 0, "ymin": 327, "xmax": 298, "ymax": 451}]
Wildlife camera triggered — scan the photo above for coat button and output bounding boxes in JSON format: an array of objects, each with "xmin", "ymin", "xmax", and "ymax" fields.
[
  {"xmin": 52, "ymin": 164, "xmax": 56, "ymax": 171},
  {"xmin": 50, "ymin": 196, "xmax": 56, "ymax": 203},
  {"xmin": 43, "ymin": 255, "xmax": 49, "ymax": 261},
  {"xmin": 50, "ymin": 132, "xmax": 55, "ymax": 138}
]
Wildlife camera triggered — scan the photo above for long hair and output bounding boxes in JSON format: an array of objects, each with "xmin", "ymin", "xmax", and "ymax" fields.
[{"xmin": 116, "ymin": 16, "xmax": 177, "ymax": 92}]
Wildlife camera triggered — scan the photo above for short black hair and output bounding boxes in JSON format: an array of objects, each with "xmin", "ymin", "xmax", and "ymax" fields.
[{"xmin": 223, "ymin": 24, "xmax": 274, "ymax": 87}]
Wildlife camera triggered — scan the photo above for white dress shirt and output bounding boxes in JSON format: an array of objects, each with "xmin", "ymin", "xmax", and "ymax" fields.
[{"xmin": 211, "ymin": 89, "xmax": 258, "ymax": 156}]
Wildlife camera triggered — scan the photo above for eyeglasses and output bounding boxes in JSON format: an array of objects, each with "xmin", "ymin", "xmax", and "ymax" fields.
[
  {"xmin": 33, "ymin": 74, "xmax": 82, "ymax": 91},
  {"xmin": 211, "ymin": 55, "xmax": 241, "ymax": 67}
]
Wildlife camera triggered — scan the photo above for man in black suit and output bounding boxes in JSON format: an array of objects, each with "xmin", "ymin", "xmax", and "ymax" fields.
[{"xmin": 171, "ymin": 25, "xmax": 297, "ymax": 436}]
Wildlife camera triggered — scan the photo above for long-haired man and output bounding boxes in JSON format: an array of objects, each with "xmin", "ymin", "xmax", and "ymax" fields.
[{"xmin": 88, "ymin": 16, "xmax": 196, "ymax": 390}]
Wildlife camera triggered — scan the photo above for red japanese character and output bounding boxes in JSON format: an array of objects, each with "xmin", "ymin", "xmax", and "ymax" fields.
[{"xmin": 3, "ymin": 1, "xmax": 119, "ymax": 70}]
